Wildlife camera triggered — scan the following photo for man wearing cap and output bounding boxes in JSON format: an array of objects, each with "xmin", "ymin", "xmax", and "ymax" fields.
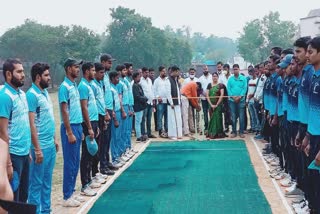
[
  {"xmin": 26, "ymin": 63, "xmax": 58, "ymax": 213},
  {"xmin": 59, "ymin": 58, "xmax": 84, "ymax": 207},
  {"xmin": 78, "ymin": 62, "xmax": 104, "ymax": 197},
  {"xmin": 100, "ymin": 54, "xmax": 119, "ymax": 171},
  {"xmin": 0, "ymin": 59, "xmax": 31, "ymax": 203}
]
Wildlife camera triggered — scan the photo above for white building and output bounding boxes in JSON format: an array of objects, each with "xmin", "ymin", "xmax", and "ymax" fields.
[{"xmin": 300, "ymin": 9, "xmax": 320, "ymax": 38}]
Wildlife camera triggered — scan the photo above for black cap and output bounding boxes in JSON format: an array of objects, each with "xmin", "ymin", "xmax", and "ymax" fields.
[
  {"xmin": 100, "ymin": 54, "xmax": 116, "ymax": 62},
  {"xmin": 64, "ymin": 58, "xmax": 83, "ymax": 68}
]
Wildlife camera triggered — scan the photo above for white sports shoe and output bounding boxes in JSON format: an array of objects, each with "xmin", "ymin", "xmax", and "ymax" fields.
[
  {"xmin": 63, "ymin": 198, "xmax": 81, "ymax": 207},
  {"xmin": 81, "ymin": 186, "xmax": 97, "ymax": 196},
  {"xmin": 89, "ymin": 181, "xmax": 101, "ymax": 189},
  {"xmin": 72, "ymin": 194, "xmax": 85, "ymax": 203},
  {"xmin": 96, "ymin": 172, "xmax": 108, "ymax": 179}
]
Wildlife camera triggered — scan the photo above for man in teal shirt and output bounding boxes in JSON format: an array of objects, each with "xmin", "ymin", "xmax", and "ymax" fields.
[
  {"xmin": 227, "ymin": 64, "xmax": 247, "ymax": 138},
  {"xmin": 58, "ymin": 58, "xmax": 83, "ymax": 207},
  {"xmin": 26, "ymin": 63, "xmax": 58, "ymax": 213},
  {"xmin": 0, "ymin": 59, "xmax": 31, "ymax": 203}
]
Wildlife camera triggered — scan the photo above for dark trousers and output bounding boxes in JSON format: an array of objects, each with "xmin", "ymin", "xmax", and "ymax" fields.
[
  {"xmin": 223, "ymin": 101, "xmax": 232, "ymax": 130},
  {"xmin": 80, "ymin": 121, "xmax": 98, "ymax": 188},
  {"xmin": 309, "ymin": 135, "xmax": 320, "ymax": 213},
  {"xmin": 141, "ymin": 104, "xmax": 152, "ymax": 136},
  {"xmin": 10, "ymin": 154, "xmax": 29, "ymax": 203},
  {"xmin": 92, "ymin": 114, "xmax": 112, "ymax": 175},
  {"xmin": 273, "ymin": 116, "xmax": 283, "ymax": 169},
  {"xmin": 261, "ymin": 110, "xmax": 271, "ymax": 142},
  {"xmin": 287, "ymin": 121, "xmax": 299, "ymax": 180},
  {"xmin": 201, "ymin": 100, "xmax": 209, "ymax": 130},
  {"xmin": 254, "ymin": 101, "xmax": 263, "ymax": 125},
  {"xmin": 280, "ymin": 113, "xmax": 290, "ymax": 173}
]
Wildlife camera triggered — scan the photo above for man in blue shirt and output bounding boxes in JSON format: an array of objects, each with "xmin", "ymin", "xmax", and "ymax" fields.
[
  {"xmin": 91, "ymin": 63, "xmax": 115, "ymax": 177},
  {"xmin": 58, "ymin": 58, "xmax": 84, "ymax": 207},
  {"xmin": 78, "ymin": 62, "xmax": 102, "ymax": 197},
  {"xmin": 303, "ymin": 36, "xmax": 320, "ymax": 213},
  {"xmin": 109, "ymin": 71, "xmax": 125, "ymax": 166},
  {"xmin": 118, "ymin": 65, "xmax": 135, "ymax": 160},
  {"xmin": 100, "ymin": 54, "xmax": 120, "ymax": 170},
  {"xmin": 0, "ymin": 59, "xmax": 31, "ymax": 203},
  {"xmin": 267, "ymin": 55, "xmax": 281, "ymax": 167},
  {"xmin": 227, "ymin": 64, "xmax": 247, "ymax": 138},
  {"xmin": 26, "ymin": 63, "xmax": 57, "ymax": 213}
]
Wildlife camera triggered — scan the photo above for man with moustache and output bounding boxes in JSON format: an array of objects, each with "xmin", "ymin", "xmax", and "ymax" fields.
[
  {"xmin": 198, "ymin": 64, "xmax": 212, "ymax": 132},
  {"xmin": 153, "ymin": 66, "xmax": 169, "ymax": 138},
  {"xmin": 26, "ymin": 63, "xmax": 58, "ymax": 213},
  {"xmin": 59, "ymin": 58, "xmax": 84, "ymax": 207},
  {"xmin": 0, "ymin": 59, "xmax": 31, "ymax": 203}
]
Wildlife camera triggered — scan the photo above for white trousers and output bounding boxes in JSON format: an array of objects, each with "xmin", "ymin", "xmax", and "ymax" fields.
[{"xmin": 167, "ymin": 105, "xmax": 183, "ymax": 138}]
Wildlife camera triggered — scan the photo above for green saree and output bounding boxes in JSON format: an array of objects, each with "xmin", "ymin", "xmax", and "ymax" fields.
[{"xmin": 207, "ymin": 83, "xmax": 225, "ymax": 139}]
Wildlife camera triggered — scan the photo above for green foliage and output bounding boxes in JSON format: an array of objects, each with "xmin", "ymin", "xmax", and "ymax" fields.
[
  {"xmin": 102, "ymin": 7, "xmax": 192, "ymax": 70},
  {"xmin": 238, "ymin": 11, "xmax": 297, "ymax": 64},
  {"xmin": 0, "ymin": 19, "xmax": 101, "ymax": 86}
]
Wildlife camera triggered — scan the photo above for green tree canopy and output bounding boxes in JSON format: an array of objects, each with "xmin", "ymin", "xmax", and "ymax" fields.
[{"xmin": 238, "ymin": 11, "xmax": 297, "ymax": 64}]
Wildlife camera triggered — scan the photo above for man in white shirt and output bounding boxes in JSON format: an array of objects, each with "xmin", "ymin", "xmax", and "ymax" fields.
[
  {"xmin": 217, "ymin": 61, "xmax": 228, "ymax": 86},
  {"xmin": 139, "ymin": 67, "xmax": 156, "ymax": 138},
  {"xmin": 247, "ymin": 70, "xmax": 259, "ymax": 132},
  {"xmin": 198, "ymin": 65, "xmax": 212, "ymax": 131},
  {"xmin": 183, "ymin": 68, "xmax": 198, "ymax": 86},
  {"xmin": 153, "ymin": 66, "xmax": 169, "ymax": 137}
]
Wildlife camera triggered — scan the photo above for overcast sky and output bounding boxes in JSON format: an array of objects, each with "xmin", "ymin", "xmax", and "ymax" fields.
[{"xmin": 0, "ymin": 0, "xmax": 319, "ymax": 39}]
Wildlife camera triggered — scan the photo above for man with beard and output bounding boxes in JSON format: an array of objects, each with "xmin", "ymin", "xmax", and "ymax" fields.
[
  {"xmin": 198, "ymin": 64, "xmax": 212, "ymax": 132},
  {"xmin": 26, "ymin": 63, "xmax": 58, "ymax": 213},
  {"xmin": 166, "ymin": 65, "xmax": 183, "ymax": 140},
  {"xmin": 59, "ymin": 58, "xmax": 84, "ymax": 207},
  {"xmin": 153, "ymin": 66, "xmax": 169, "ymax": 138},
  {"xmin": 0, "ymin": 59, "xmax": 31, "ymax": 203},
  {"xmin": 78, "ymin": 62, "xmax": 104, "ymax": 197}
]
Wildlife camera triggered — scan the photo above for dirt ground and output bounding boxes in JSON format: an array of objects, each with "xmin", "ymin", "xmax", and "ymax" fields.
[{"xmin": 49, "ymin": 92, "xmax": 292, "ymax": 214}]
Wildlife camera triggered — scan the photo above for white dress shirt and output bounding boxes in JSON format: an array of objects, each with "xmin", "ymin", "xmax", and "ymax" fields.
[
  {"xmin": 198, "ymin": 74, "xmax": 212, "ymax": 100},
  {"xmin": 139, "ymin": 77, "xmax": 154, "ymax": 104},
  {"xmin": 153, "ymin": 76, "xmax": 169, "ymax": 103},
  {"xmin": 183, "ymin": 77, "xmax": 199, "ymax": 86}
]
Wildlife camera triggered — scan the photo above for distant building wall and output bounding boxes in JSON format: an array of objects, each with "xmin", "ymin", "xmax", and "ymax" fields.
[{"xmin": 300, "ymin": 16, "xmax": 320, "ymax": 37}]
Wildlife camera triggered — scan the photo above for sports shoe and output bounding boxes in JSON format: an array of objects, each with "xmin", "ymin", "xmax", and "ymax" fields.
[
  {"xmin": 136, "ymin": 137, "xmax": 143, "ymax": 142},
  {"xmin": 72, "ymin": 194, "xmax": 85, "ymax": 203},
  {"xmin": 275, "ymin": 172, "xmax": 289, "ymax": 180},
  {"xmin": 101, "ymin": 168, "xmax": 115, "ymax": 176},
  {"xmin": 292, "ymin": 197, "xmax": 305, "ymax": 204},
  {"xmin": 115, "ymin": 158, "xmax": 126, "ymax": 166},
  {"xmin": 148, "ymin": 134, "xmax": 157, "ymax": 138},
  {"xmin": 63, "ymin": 197, "xmax": 81, "ymax": 207},
  {"xmin": 294, "ymin": 201, "xmax": 310, "ymax": 213},
  {"xmin": 270, "ymin": 160, "xmax": 280, "ymax": 167},
  {"xmin": 254, "ymin": 134, "xmax": 263, "ymax": 140},
  {"xmin": 81, "ymin": 186, "xmax": 97, "ymax": 196},
  {"xmin": 112, "ymin": 161, "xmax": 123, "ymax": 168},
  {"xmin": 169, "ymin": 137, "xmax": 177, "ymax": 140},
  {"xmin": 96, "ymin": 172, "xmax": 108, "ymax": 179},
  {"xmin": 93, "ymin": 175, "xmax": 106, "ymax": 184},
  {"xmin": 286, "ymin": 187, "xmax": 304, "ymax": 198},
  {"xmin": 120, "ymin": 155, "xmax": 129, "ymax": 162},
  {"xmin": 293, "ymin": 200, "xmax": 308, "ymax": 209},
  {"xmin": 230, "ymin": 133, "xmax": 236, "ymax": 138},
  {"xmin": 108, "ymin": 163, "xmax": 120, "ymax": 170},
  {"xmin": 280, "ymin": 179, "xmax": 294, "ymax": 187},
  {"xmin": 285, "ymin": 182, "xmax": 297, "ymax": 192},
  {"xmin": 131, "ymin": 148, "xmax": 139, "ymax": 153},
  {"xmin": 239, "ymin": 134, "xmax": 245, "ymax": 138},
  {"xmin": 89, "ymin": 181, "xmax": 101, "ymax": 189}
]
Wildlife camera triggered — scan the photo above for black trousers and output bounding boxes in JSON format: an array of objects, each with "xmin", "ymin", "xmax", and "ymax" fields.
[
  {"xmin": 280, "ymin": 112, "xmax": 290, "ymax": 173},
  {"xmin": 287, "ymin": 121, "xmax": 299, "ymax": 180},
  {"xmin": 80, "ymin": 121, "xmax": 98, "ymax": 188},
  {"xmin": 92, "ymin": 112, "xmax": 112, "ymax": 176},
  {"xmin": 308, "ymin": 135, "xmax": 320, "ymax": 212}
]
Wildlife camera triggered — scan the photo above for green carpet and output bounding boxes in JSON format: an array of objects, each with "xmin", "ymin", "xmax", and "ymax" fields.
[{"xmin": 89, "ymin": 140, "xmax": 271, "ymax": 214}]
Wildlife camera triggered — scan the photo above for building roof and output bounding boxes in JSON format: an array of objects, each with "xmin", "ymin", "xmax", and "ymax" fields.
[{"xmin": 308, "ymin": 9, "xmax": 320, "ymax": 17}]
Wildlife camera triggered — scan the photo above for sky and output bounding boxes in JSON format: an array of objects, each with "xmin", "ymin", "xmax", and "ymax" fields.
[{"xmin": 0, "ymin": 0, "xmax": 319, "ymax": 39}]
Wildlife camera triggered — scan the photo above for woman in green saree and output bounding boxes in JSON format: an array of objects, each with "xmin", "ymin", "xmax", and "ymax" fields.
[{"xmin": 206, "ymin": 72, "xmax": 226, "ymax": 139}]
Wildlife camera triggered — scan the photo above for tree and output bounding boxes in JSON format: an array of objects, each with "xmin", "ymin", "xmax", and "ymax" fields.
[
  {"xmin": 238, "ymin": 12, "xmax": 297, "ymax": 64},
  {"xmin": 102, "ymin": 7, "xmax": 192, "ymax": 70},
  {"xmin": 0, "ymin": 20, "xmax": 101, "ymax": 87}
]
